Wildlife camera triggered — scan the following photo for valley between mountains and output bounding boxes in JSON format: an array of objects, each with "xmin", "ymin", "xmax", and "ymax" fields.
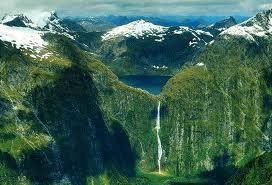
[{"xmin": 0, "ymin": 9, "xmax": 271, "ymax": 185}]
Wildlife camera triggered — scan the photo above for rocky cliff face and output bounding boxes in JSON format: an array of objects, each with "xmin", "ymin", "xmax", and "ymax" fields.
[
  {"xmin": 0, "ymin": 34, "xmax": 153, "ymax": 184},
  {"xmin": 161, "ymin": 35, "xmax": 272, "ymax": 179},
  {"xmin": 226, "ymin": 152, "xmax": 272, "ymax": 185}
]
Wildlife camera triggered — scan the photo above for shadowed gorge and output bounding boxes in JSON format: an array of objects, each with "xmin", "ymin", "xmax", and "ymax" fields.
[{"xmin": 23, "ymin": 65, "xmax": 137, "ymax": 184}]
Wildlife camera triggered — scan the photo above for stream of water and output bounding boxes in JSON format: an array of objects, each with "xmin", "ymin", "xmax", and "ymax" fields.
[{"xmin": 155, "ymin": 101, "xmax": 163, "ymax": 174}]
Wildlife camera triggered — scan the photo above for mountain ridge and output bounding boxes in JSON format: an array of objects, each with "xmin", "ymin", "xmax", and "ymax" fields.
[
  {"xmin": 221, "ymin": 9, "xmax": 272, "ymax": 41},
  {"xmin": 97, "ymin": 17, "xmax": 237, "ymax": 76}
]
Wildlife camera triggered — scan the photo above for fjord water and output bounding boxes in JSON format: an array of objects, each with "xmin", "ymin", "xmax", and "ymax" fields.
[{"xmin": 119, "ymin": 75, "xmax": 172, "ymax": 94}]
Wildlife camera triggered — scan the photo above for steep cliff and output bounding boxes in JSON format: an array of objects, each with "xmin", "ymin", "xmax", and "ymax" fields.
[
  {"xmin": 227, "ymin": 152, "xmax": 272, "ymax": 185},
  {"xmin": 161, "ymin": 35, "xmax": 272, "ymax": 181},
  {"xmin": 0, "ymin": 33, "xmax": 158, "ymax": 184}
]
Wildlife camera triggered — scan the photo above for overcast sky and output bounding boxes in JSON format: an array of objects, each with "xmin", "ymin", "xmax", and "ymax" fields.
[{"xmin": 1, "ymin": 0, "xmax": 272, "ymax": 17}]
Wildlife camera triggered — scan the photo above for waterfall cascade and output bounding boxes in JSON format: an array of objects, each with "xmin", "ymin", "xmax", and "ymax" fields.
[{"xmin": 155, "ymin": 101, "xmax": 163, "ymax": 174}]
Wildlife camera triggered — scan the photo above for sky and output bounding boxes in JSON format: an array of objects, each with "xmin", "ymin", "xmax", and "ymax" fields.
[{"xmin": 0, "ymin": 0, "xmax": 272, "ymax": 17}]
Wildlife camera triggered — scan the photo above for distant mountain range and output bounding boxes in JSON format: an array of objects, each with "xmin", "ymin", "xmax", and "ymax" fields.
[
  {"xmin": 86, "ymin": 16, "xmax": 237, "ymax": 76},
  {"xmin": 0, "ymin": 12, "xmax": 243, "ymax": 76},
  {"xmin": 64, "ymin": 15, "xmax": 249, "ymax": 32}
]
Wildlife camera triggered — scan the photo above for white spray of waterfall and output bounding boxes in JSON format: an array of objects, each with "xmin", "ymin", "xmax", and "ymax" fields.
[{"xmin": 155, "ymin": 101, "xmax": 163, "ymax": 174}]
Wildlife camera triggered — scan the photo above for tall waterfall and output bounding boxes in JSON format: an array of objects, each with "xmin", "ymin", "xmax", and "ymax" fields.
[{"xmin": 155, "ymin": 101, "xmax": 163, "ymax": 174}]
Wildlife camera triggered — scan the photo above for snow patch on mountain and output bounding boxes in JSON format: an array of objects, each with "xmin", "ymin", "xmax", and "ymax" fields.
[
  {"xmin": 1, "ymin": 12, "xmax": 55, "ymax": 29},
  {"xmin": 154, "ymin": 38, "xmax": 165, "ymax": 42},
  {"xmin": 196, "ymin": 62, "xmax": 205, "ymax": 66},
  {"xmin": 173, "ymin": 27, "xmax": 214, "ymax": 46},
  {"xmin": 152, "ymin": 65, "xmax": 168, "ymax": 69},
  {"xmin": 173, "ymin": 27, "xmax": 191, "ymax": 34},
  {"xmin": 189, "ymin": 41, "xmax": 198, "ymax": 47},
  {"xmin": 102, "ymin": 20, "xmax": 167, "ymax": 41},
  {"xmin": 2, "ymin": 15, "xmax": 18, "ymax": 24},
  {"xmin": 209, "ymin": 40, "xmax": 215, "ymax": 45},
  {"xmin": 221, "ymin": 25, "xmax": 262, "ymax": 41},
  {"xmin": 2, "ymin": 11, "xmax": 71, "ymax": 33},
  {"xmin": 0, "ymin": 11, "xmax": 79, "ymax": 53},
  {"xmin": 221, "ymin": 21, "xmax": 270, "ymax": 41},
  {"xmin": 28, "ymin": 51, "xmax": 54, "ymax": 60},
  {"xmin": 0, "ymin": 24, "xmax": 48, "ymax": 52},
  {"xmin": 1, "ymin": 11, "xmax": 74, "ymax": 43},
  {"xmin": 195, "ymin": 30, "xmax": 214, "ymax": 37},
  {"xmin": 25, "ymin": 11, "xmax": 53, "ymax": 28},
  {"xmin": 221, "ymin": 10, "xmax": 272, "ymax": 41},
  {"xmin": 102, "ymin": 21, "xmax": 214, "ymax": 45},
  {"xmin": 1, "ymin": 14, "xmax": 37, "ymax": 28}
]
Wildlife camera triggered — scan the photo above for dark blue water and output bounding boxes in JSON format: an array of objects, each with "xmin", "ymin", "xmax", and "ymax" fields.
[{"xmin": 119, "ymin": 75, "xmax": 172, "ymax": 95}]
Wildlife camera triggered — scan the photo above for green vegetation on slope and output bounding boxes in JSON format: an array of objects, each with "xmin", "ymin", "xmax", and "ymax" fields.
[
  {"xmin": 227, "ymin": 152, "xmax": 272, "ymax": 185},
  {"xmin": 160, "ymin": 37, "xmax": 272, "ymax": 182}
]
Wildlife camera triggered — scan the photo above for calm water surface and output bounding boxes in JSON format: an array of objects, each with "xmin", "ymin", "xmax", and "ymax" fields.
[{"xmin": 119, "ymin": 75, "xmax": 172, "ymax": 95}]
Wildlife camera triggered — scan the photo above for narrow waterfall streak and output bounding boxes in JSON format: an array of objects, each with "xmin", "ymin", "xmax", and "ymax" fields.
[{"xmin": 155, "ymin": 101, "xmax": 163, "ymax": 174}]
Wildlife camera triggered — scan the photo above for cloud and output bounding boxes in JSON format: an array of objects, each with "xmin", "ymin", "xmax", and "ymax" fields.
[
  {"xmin": 0, "ymin": 0, "xmax": 271, "ymax": 17},
  {"xmin": 259, "ymin": 3, "xmax": 272, "ymax": 10}
]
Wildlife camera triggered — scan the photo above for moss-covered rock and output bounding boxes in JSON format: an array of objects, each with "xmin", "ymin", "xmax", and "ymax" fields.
[
  {"xmin": 160, "ymin": 37, "xmax": 272, "ymax": 178},
  {"xmin": 0, "ymin": 34, "xmax": 153, "ymax": 184},
  {"xmin": 227, "ymin": 152, "xmax": 272, "ymax": 185}
]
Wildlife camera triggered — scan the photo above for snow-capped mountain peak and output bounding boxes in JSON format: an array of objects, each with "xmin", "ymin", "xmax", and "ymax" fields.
[
  {"xmin": 211, "ymin": 16, "xmax": 236, "ymax": 29},
  {"xmin": 25, "ymin": 11, "xmax": 54, "ymax": 28},
  {"xmin": 25, "ymin": 11, "xmax": 69, "ymax": 32},
  {"xmin": 0, "ymin": 12, "xmax": 52, "ymax": 52},
  {"xmin": 1, "ymin": 14, "xmax": 35, "ymax": 28},
  {"xmin": 244, "ymin": 9, "xmax": 272, "ymax": 28},
  {"xmin": 208, "ymin": 16, "xmax": 237, "ymax": 32},
  {"xmin": 2, "ymin": 11, "xmax": 70, "ymax": 33},
  {"xmin": 1, "ymin": 15, "xmax": 18, "ymax": 24},
  {"xmin": 0, "ymin": 11, "xmax": 73, "ymax": 54},
  {"xmin": 1, "ymin": 11, "xmax": 58, "ymax": 29},
  {"xmin": 221, "ymin": 9, "xmax": 272, "ymax": 41},
  {"xmin": 102, "ymin": 19, "xmax": 215, "ymax": 48},
  {"xmin": 102, "ymin": 20, "xmax": 167, "ymax": 41}
]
